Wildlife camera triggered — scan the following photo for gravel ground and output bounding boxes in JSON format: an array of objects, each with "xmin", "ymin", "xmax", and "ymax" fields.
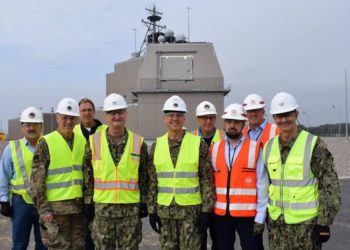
[{"xmin": 321, "ymin": 137, "xmax": 350, "ymax": 177}]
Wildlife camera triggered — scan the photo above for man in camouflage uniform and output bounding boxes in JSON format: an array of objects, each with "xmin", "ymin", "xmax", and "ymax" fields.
[
  {"xmin": 83, "ymin": 93, "xmax": 149, "ymax": 250},
  {"xmin": 31, "ymin": 98, "xmax": 86, "ymax": 250},
  {"xmin": 263, "ymin": 92, "xmax": 341, "ymax": 250},
  {"xmin": 148, "ymin": 95, "xmax": 215, "ymax": 250}
]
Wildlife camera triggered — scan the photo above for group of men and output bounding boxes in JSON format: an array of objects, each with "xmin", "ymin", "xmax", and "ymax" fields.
[{"xmin": 0, "ymin": 92, "xmax": 341, "ymax": 250}]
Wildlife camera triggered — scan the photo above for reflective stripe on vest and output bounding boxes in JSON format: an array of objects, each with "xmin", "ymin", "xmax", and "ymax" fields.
[
  {"xmin": 263, "ymin": 130, "xmax": 319, "ymax": 224},
  {"xmin": 44, "ymin": 131, "xmax": 86, "ymax": 201},
  {"xmin": 215, "ymin": 201, "xmax": 257, "ymax": 211},
  {"xmin": 269, "ymin": 124, "xmax": 278, "ymax": 139},
  {"xmin": 212, "ymin": 129, "xmax": 225, "ymax": 143},
  {"xmin": 210, "ymin": 139, "xmax": 259, "ymax": 217},
  {"xmin": 154, "ymin": 132, "xmax": 202, "ymax": 206},
  {"xmin": 268, "ymin": 197, "xmax": 319, "ymax": 210},
  {"xmin": 243, "ymin": 123, "xmax": 280, "ymax": 147},
  {"xmin": 211, "ymin": 140, "xmax": 257, "ymax": 170},
  {"xmin": 9, "ymin": 140, "xmax": 33, "ymax": 204},
  {"xmin": 73, "ymin": 124, "xmax": 107, "ymax": 139},
  {"xmin": 90, "ymin": 129, "xmax": 143, "ymax": 203}
]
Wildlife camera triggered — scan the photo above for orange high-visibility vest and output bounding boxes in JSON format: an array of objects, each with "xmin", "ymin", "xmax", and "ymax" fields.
[
  {"xmin": 210, "ymin": 139, "xmax": 260, "ymax": 217},
  {"xmin": 243, "ymin": 122, "xmax": 280, "ymax": 147}
]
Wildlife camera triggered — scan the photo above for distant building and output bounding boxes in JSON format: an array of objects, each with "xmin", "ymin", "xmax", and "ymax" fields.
[
  {"xmin": 6, "ymin": 6, "xmax": 231, "ymax": 141},
  {"xmin": 103, "ymin": 6, "xmax": 230, "ymax": 139},
  {"xmin": 106, "ymin": 42, "xmax": 230, "ymax": 139}
]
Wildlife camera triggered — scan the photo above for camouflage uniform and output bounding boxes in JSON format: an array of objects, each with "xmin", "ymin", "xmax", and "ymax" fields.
[
  {"xmin": 30, "ymin": 134, "xmax": 85, "ymax": 250},
  {"xmin": 148, "ymin": 133, "xmax": 215, "ymax": 250},
  {"xmin": 83, "ymin": 128, "xmax": 149, "ymax": 250},
  {"xmin": 266, "ymin": 129, "xmax": 341, "ymax": 250}
]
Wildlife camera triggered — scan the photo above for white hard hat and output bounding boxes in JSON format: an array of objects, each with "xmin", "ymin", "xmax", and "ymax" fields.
[
  {"xmin": 103, "ymin": 93, "xmax": 128, "ymax": 112},
  {"xmin": 196, "ymin": 101, "xmax": 217, "ymax": 116},
  {"xmin": 270, "ymin": 92, "xmax": 299, "ymax": 115},
  {"xmin": 20, "ymin": 107, "xmax": 43, "ymax": 123},
  {"xmin": 162, "ymin": 95, "xmax": 187, "ymax": 113},
  {"xmin": 243, "ymin": 93, "xmax": 266, "ymax": 111},
  {"xmin": 56, "ymin": 98, "xmax": 79, "ymax": 117},
  {"xmin": 222, "ymin": 103, "xmax": 247, "ymax": 120}
]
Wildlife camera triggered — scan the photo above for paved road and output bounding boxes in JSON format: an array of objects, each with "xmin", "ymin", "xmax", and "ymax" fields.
[{"xmin": 1, "ymin": 179, "xmax": 349, "ymax": 249}]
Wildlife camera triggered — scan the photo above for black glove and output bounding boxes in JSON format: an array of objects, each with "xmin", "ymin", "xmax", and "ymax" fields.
[
  {"xmin": 314, "ymin": 225, "xmax": 330, "ymax": 244},
  {"xmin": 0, "ymin": 202, "xmax": 12, "ymax": 217},
  {"xmin": 139, "ymin": 203, "xmax": 148, "ymax": 218},
  {"xmin": 251, "ymin": 222, "xmax": 264, "ymax": 236},
  {"xmin": 83, "ymin": 204, "xmax": 95, "ymax": 221},
  {"xmin": 197, "ymin": 212, "xmax": 211, "ymax": 233},
  {"xmin": 149, "ymin": 213, "xmax": 162, "ymax": 233}
]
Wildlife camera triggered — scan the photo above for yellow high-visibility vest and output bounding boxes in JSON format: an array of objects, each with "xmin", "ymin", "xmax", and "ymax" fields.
[
  {"xmin": 90, "ymin": 129, "xmax": 143, "ymax": 203},
  {"xmin": 9, "ymin": 139, "xmax": 34, "ymax": 204},
  {"xmin": 73, "ymin": 123, "xmax": 107, "ymax": 138},
  {"xmin": 192, "ymin": 128, "xmax": 225, "ymax": 144},
  {"xmin": 44, "ymin": 131, "xmax": 86, "ymax": 201},
  {"xmin": 263, "ymin": 130, "xmax": 319, "ymax": 224},
  {"xmin": 154, "ymin": 132, "xmax": 202, "ymax": 206}
]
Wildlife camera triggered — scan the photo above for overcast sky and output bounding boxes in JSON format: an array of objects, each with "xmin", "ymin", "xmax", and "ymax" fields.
[{"xmin": 0, "ymin": 0, "xmax": 349, "ymax": 132}]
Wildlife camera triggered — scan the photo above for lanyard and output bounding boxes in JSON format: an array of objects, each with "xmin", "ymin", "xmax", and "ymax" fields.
[{"xmin": 228, "ymin": 142, "xmax": 237, "ymax": 171}]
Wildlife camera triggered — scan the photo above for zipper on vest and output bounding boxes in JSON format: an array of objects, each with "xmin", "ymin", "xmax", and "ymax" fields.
[
  {"xmin": 226, "ymin": 145, "xmax": 236, "ymax": 215},
  {"xmin": 226, "ymin": 166, "xmax": 231, "ymax": 215}
]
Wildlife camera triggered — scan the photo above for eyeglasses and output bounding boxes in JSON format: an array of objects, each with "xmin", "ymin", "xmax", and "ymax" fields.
[
  {"xmin": 80, "ymin": 108, "xmax": 94, "ymax": 112},
  {"xmin": 164, "ymin": 113, "xmax": 185, "ymax": 118},
  {"xmin": 274, "ymin": 111, "xmax": 296, "ymax": 119},
  {"xmin": 106, "ymin": 110, "xmax": 126, "ymax": 115},
  {"xmin": 22, "ymin": 123, "xmax": 41, "ymax": 128},
  {"xmin": 198, "ymin": 115, "xmax": 216, "ymax": 121}
]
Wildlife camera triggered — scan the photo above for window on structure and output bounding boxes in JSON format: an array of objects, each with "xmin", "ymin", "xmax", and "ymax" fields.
[{"xmin": 160, "ymin": 56, "xmax": 193, "ymax": 81}]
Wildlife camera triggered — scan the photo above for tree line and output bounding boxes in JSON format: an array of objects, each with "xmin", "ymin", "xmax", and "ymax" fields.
[{"xmin": 299, "ymin": 123, "xmax": 350, "ymax": 137}]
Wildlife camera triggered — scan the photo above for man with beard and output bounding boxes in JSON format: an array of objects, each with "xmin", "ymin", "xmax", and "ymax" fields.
[
  {"xmin": 263, "ymin": 92, "xmax": 341, "ymax": 250},
  {"xmin": 0, "ymin": 107, "xmax": 46, "ymax": 250},
  {"xmin": 210, "ymin": 103, "xmax": 268, "ymax": 250}
]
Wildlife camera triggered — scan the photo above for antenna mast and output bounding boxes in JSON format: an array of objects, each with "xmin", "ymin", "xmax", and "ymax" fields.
[
  {"xmin": 345, "ymin": 68, "xmax": 349, "ymax": 139},
  {"xmin": 140, "ymin": 5, "xmax": 166, "ymax": 53}
]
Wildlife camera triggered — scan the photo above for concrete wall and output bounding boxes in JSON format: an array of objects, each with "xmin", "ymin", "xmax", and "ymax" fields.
[
  {"xmin": 106, "ymin": 57, "xmax": 142, "ymax": 104},
  {"xmin": 137, "ymin": 43, "xmax": 224, "ymax": 91},
  {"xmin": 106, "ymin": 42, "xmax": 229, "ymax": 139}
]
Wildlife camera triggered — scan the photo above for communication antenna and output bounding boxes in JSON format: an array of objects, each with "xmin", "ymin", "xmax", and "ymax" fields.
[
  {"xmin": 187, "ymin": 6, "xmax": 191, "ymax": 42},
  {"xmin": 132, "ymin": 28, "xmax": 137, "ymax": 51},
  {"xmin": 345, "ymin": 68, "xmax": 349, "ymax": 139},
  {"xmin": 140, "ymin": 5, "xmax": 166, "ymax": 53}
]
